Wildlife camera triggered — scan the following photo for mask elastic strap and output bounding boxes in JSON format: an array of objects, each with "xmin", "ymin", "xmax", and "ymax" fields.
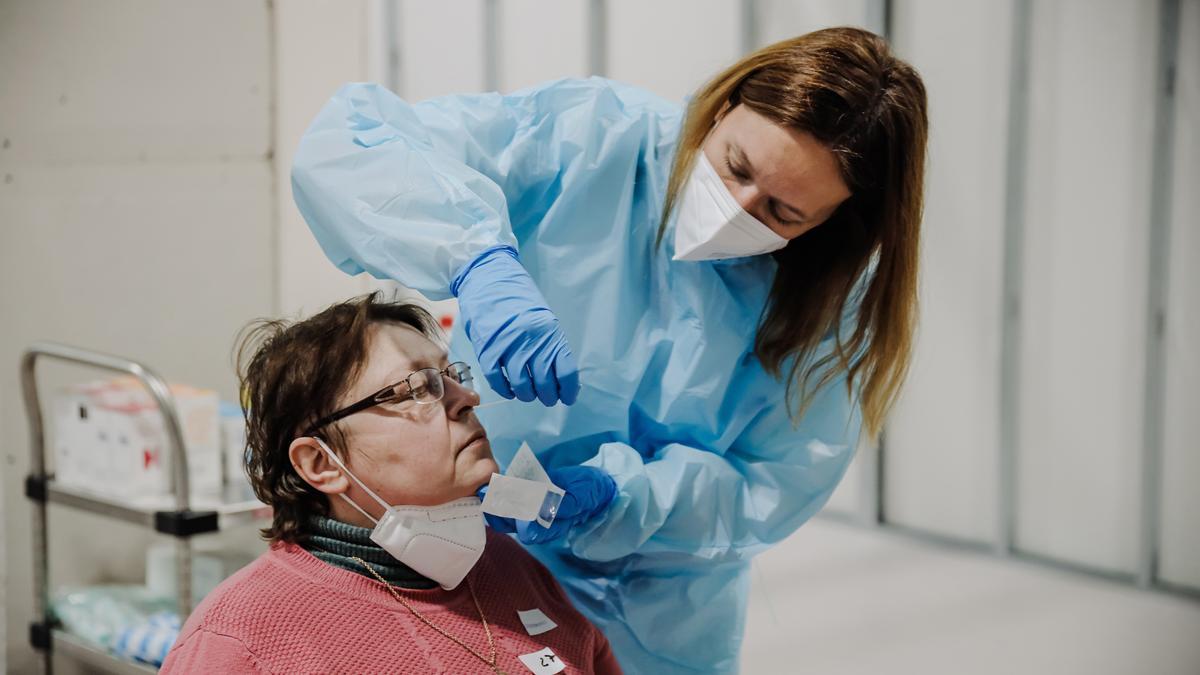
[
  {"xmin": 311, "ymin": 437, "xmax": 391, "ymax": 521},
  {"xmin": 338, "ymin": 493, "xmax": 378, "ymax": 525}
]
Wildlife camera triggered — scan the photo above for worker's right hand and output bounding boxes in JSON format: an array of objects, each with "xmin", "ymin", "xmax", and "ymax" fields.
[
  {"xmin": 475, "ymin": 466, "xmax": 616, "ymax": 544},
  {"xmin": 451, "ymin": 245, "xmax": 581, "ymax": 407},
  {"xmin": 514, "ymin": 466, "xmax": 616, "ymax": 545}
]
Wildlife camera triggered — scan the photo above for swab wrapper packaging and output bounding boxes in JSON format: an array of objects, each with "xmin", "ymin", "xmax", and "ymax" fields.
[{"xmin": 480, "ymin": 443, "xmax": 564, "ymax": 527}]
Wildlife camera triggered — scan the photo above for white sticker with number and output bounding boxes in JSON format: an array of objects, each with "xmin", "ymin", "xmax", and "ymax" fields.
[
  {"xmin": 516, "ymin": 608, "xmax": 558, "ymax": 636},
  {"xmin": 518, "ymin": 646, "xmax": 566, "ymax": 675}
]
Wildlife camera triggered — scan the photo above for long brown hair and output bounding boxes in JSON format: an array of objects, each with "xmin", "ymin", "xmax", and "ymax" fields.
[{"xmin": 660, "ymin": 27, "xmax": 927, "ymax": 439}]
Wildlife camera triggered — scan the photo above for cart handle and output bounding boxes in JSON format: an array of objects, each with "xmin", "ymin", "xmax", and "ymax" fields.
[{"xmin": 20, "ymin": 342, "xmax": 193, "ymax": 511}]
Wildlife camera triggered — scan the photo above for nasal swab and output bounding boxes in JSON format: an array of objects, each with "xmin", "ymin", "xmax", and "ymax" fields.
[{"xmin": 475, "ymin": 399, "xmax": 513, "ymax": 410}]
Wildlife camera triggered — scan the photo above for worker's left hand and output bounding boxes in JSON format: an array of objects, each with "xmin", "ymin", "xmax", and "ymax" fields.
[
  {"xmin": 451, "ymin": 245, "xmax": 580, "ymax": 407},
  {"xmin": 476, "ymin": 466, "xmax": 617, "ymax": 544}
]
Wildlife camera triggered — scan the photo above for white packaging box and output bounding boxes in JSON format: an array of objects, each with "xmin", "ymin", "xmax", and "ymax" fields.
[
  {"xmin": 219, "ymin": 401, "xmax": 255, "ymax": 501},
  {"xmin": 51, "ymin": 377, "xmax": 222, "ymax": 499},
  {"xmin": 52, "ymin": 393, "xmax": 164, "ymax": 496},
  {"xmin": 146, "ymin": 541, "xmax": 254, "ymax": 605}
]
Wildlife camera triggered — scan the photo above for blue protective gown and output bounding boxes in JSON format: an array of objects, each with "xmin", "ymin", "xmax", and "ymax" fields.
[{"xmin": 293, "ymin": 77, "xmax": 861, "ymax": 674}]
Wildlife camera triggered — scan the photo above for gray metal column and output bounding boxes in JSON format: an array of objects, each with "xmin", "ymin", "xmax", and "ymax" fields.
[
  {"xmin": 483, "ymin": 0, "xmax": 500, "ymax": 92},
  {"xmin": 997, "ymin": 0, "xmax": 1034, "ymax": 555},
  {"xmin": 383, "ymin": 0, "xmax": 401, "ymax": 95},
  {"xmin": 868, "ymin": 0, "xmax": 892, "ymax": 525},
  {"xmin": 739, "ymin": 0, "xmax": 758, "ymax": 54},
  {"xmin": 864, "ymin": 433, "xmax": 885, "ymax": 525},
  {"xmin": 1137, "ymin": 0, "xmax": 1182, "ymax": 589},
  {"xmin": 588, "ymin": 0, "xmax": 607, "ymax": 77},
  {"xmin": 866, "ymin": 0, "xmax": 890, "ymax": 38}
]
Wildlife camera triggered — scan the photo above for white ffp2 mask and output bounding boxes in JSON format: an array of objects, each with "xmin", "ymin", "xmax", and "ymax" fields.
[
  {"xmin": 672, "ymin": 153, "xmax": 789, "ymax": 261},
  {"xmin": 312, "ymin": 438, "xmax": 486, "ymax": 590}
]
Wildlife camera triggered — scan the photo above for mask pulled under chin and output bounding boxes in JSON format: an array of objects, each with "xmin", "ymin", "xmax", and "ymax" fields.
[
  {"xmin": 672, "ymin": 152, "xmax": 789, "ymax": 262},
  {"xmin": 312, "ymin": 438, "xmax": 486, "ymax": 590}
]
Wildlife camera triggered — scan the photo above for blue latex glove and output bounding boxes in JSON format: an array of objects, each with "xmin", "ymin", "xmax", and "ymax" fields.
[
  {"xmin": 451, "ymin": 245, "xmax": 581, "ymax": 407},
  {"xmin": 475, "ymin": 465, "xmax": 616, "ymax": 544}
]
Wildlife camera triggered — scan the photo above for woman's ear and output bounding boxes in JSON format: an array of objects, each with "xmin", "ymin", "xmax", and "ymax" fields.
[
  {"xmin": 713, "ymin": 99, "xmax": 735, "ymax": 125},
  {"xmin": 289, "ymin": 437, "xmax": 350, "ymax": 496}
]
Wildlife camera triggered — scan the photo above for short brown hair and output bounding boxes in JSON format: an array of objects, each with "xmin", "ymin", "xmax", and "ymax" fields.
[{"xmin": 235, "ymin": 292, "xmax": 441, "ymax": 544}]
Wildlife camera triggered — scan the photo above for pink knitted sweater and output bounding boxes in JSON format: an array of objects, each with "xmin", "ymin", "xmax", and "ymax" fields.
[{"xmin": 161, "ymin": 530, "xmax": 621, "ymax": 674}]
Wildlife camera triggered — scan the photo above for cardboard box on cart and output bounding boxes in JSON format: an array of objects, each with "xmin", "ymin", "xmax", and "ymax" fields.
[{"xmin": 51, "ymin": 377, "xmax": 222, "ymax": 499}]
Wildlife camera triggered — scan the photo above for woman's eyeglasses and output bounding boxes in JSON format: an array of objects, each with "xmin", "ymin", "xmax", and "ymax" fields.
[{"xmin": 304, "ymin": 362, "xmax": 474, "ymax": 435}]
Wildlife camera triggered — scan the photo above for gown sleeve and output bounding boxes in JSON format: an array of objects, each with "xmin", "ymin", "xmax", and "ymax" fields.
[
  {"xmin": 291, "ymin": 77, "xmax": 672, "ymax": 300},
  {"xmin": 569, "ymin": 368, "xmax": 862, "ymax": 563}
]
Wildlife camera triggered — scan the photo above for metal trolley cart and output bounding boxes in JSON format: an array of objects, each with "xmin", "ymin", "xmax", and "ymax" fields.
[{"xmin": 21, "ymin": 342, "xmax": 268, "ymax": 674}]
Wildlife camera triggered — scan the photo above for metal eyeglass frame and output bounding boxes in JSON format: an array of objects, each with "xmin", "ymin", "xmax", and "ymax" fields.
[{"xmin": 303, "ymin": 362, "xmax": 473, "ymax": 435}]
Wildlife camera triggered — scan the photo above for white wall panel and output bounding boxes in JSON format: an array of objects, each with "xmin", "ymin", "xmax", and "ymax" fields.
[
  {"xmin": 0, "ymin": 0, "xmax": 269, "ymax": 165},
  {"xmin": 498, "ymin": 0, "xmax": 588, "ymax": 92},
  {"xmin": 879, "ymin": 0, "xmax": 1012, "ymax": 543},
  {"xmin": 1015, "ymin": 0, "xmax": 1159, "ymax": 574},
  {"xmin": 1158, "ymin": 0, "xmax": 1200, "ymax": 591},
  {"xmin": 824, "ymin": 436, "xmax": 876, "ymax": 520},
  {"xmin": 758, "ymin": 0, "xmax": 876, "ymax": 46},
  {"xmin": 823, "ymin": 477, "xmax": 863, "ymax": 517},
  {"xmin": 275, "ymin": 1, "xmax": 375, "ymax": 318},
  {"xmin": 399, "ymin": 0, "xmax": 487, "ymax": 100},
  {"xmin": 0, "ymin": 2, "xmax": 276, "ymax": 670},
  {"xmin": 1, "ymin": 164, "xmax": 274, "ymax": 379},
  {"xmin": 606, "ymin": 0, "xmax": 740, "ymax": 102},
  {"xmin": 0, "ymin": 161, "xmax": 275, "ymax": 671}
]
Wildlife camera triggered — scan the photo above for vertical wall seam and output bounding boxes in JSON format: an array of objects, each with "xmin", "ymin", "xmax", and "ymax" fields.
[
  {"xmin": 867, "ymin": 0, "xmax": 889, "ymax": 38},
  {"xmin": 588, "ymin": 0, "xmax": 607, "ymax": 77},
  {"xmin": 871, "ymin": 430, "xmax": 886, "ymax": 525},
  {"xmin": 872, "ymin": 0, "xmax": 893, "ymax": 526},
  {"xmin": 740, "ymin": 0, "xmax": 758, "ymax": 55},
  {"xmin": 1138, "ymin": 0, "xmax": 1181, "ymax": 589},
  {"xmin": 998, "ymin": 0, "xmax": 1033, "ymax": 556},
  {"xmin": 483, "ymin": 0, "xmax": 500, "ymax": 92},
  {"xmin": 385, "ymin": 0, "xmax": 400, "ymax": 95},
  {"xmin": 267, "ymin": 0, "xmax": 281, "ymax": 317}
]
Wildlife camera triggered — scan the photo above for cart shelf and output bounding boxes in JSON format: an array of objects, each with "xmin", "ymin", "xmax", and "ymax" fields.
[
  {"xmin": 50, "ymin": 629, "xmax": 158, "ymax": 675},
  {"xmin": 30, "ymin": 479, "xmax": 268, "ymax": 533},
  {"xmin": 21, "ymin": 341, "xmax": 269, "ymax": 674}
]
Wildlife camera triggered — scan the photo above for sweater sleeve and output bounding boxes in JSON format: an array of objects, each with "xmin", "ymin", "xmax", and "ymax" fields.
[
  {"xmin": 160, "ymin": 628, "xmax": 265, "ymax": 674},
  {"xmin": 291, "ymin": 77, "xmax": 675, "ymax": 300}
]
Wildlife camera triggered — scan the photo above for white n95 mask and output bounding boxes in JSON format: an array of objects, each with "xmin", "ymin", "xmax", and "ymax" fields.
[
  {"xmin": 312, "ymin": 438, "xmax": 486, "ymax": 590},
  {"xmin": 672, "ymin": 153, "xmax": 789, "ymax": 261}
]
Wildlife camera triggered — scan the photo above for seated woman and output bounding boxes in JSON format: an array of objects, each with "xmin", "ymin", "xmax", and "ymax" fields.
[{"xmin": 161, "ymin": 293, "xmax": 620, "ymax": 674}]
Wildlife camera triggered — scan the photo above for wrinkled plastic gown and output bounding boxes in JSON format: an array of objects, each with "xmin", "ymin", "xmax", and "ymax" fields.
[{"xmin": 294, "ymin": 77, "xmax": 862, "ymax": 674}]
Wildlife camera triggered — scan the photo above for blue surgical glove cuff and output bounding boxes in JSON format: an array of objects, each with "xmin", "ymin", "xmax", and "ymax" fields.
[{"xmin": 450, "ymin": 244, "xmax": 521, "ymax": 298}]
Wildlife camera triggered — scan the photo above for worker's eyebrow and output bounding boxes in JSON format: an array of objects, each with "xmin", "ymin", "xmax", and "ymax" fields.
[{"xmin": 728, "ymin": 142, "xmax": 809, "ymax": 222}]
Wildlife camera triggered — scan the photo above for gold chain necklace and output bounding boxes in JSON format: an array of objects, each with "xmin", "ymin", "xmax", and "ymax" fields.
[{"xmin": 351, "ymin": 556, "xmax": 507, "ymax": 675}]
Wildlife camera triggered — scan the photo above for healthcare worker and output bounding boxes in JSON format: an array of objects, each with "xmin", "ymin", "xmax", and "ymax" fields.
[{"xmin": 293, "ymin": 27, "xmax": 928, "ymax": 674}]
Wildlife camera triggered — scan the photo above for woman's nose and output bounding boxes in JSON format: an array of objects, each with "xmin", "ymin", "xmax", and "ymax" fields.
[
  {"xmin": 727, "ymin": 182, "xmax": 765, "ymax": 214},
  {"xmin": 442, "ymin": 377, "xmax": 480, "ymax": 419}
]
